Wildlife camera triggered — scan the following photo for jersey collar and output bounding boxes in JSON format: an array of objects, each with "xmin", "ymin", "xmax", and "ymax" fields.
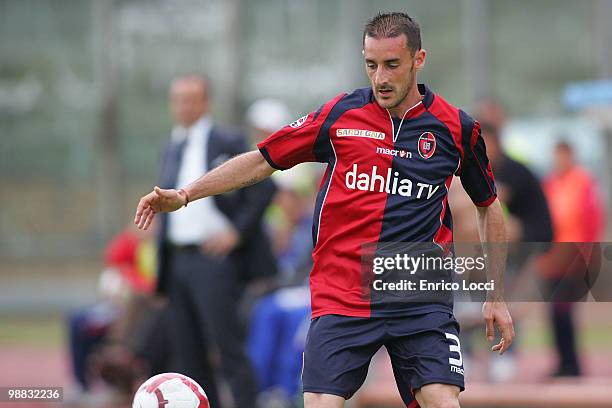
[
  {"xmin": 418, "ymin": 83, "xmax": 435, "ymax": 110},
  {"xmin": 370, "ymin": 83, "xmax": 434, "ymax": 120}
]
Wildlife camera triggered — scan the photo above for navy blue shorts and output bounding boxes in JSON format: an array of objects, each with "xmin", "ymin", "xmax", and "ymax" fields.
[{"xmin": 302, "ymin": 312, "xmax": 465, "ymax": 405}]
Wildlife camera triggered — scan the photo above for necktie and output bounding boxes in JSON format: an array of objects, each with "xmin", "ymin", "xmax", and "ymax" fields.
[{"xmin": 167, "ymin": 135, "xmax": 187, "ymax": 189}]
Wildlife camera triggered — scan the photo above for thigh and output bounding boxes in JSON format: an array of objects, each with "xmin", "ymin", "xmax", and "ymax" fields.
[
  {"xmin": 415, "ymin": 383, "xmax": 460, "ymax": 408},
  {"xmin": 302, "ymin": 315, "xmax": 384, "ymax": 400},
  {"xmin": 386, "ymin": 312, "xmax": 465, "ymax": 406}
]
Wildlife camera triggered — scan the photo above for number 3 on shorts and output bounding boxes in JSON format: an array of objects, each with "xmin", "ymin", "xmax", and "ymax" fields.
[{"xmin": 445, "ymin": 332, "xmax": 463, "ymax": 367}]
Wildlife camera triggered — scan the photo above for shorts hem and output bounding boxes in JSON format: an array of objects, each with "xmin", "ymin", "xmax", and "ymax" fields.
[
  {"xmin": 412, "ymin": 377, "xmax": 465, "ymax": 392},
  {"xmin": 311, "ymin": 308, "xmax": 371, "ymax": 319},
  {"xmin": 302, "ymin": 386, "xmax": 351, "ymax": 400},
  {"xmin": 474, "ymin": 193, "xmax": 497, "ymax": 207}
]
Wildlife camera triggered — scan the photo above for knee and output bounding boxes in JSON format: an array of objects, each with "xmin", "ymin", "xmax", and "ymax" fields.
[
  {"xmin": 303, "ymin": 392, "xmax": 344, "ymax": 408},
  {"xmin": 417, "ymin": 384, "xmax": 461, "ymax": 408},
  {"xmin": 424, "ymin": 398, "xmax": 461, "ymax": 408}
]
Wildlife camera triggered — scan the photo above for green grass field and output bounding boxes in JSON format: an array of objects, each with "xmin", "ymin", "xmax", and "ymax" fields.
[
  {"xmin": 1, "ymin": 311, "xmax": 611, "ymax": 351},
  {"xmin": 0, "ymin": 316, "xmax": 65, "ymax": 348}
]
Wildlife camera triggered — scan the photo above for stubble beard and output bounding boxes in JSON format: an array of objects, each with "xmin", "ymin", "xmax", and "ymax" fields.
[{"xmin": 376, "ymin": 63, "xmax": 416, "ymax": 111}]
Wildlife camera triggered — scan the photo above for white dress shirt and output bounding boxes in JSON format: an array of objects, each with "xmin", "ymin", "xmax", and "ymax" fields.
[{"xmin": 168, "ymin": 115, "xmax": 232, "ymax": 245}]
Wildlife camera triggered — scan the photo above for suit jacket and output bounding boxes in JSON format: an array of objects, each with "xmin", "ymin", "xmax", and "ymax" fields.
[{"xmin": 156, "ymin": 124, "xmax": 278, "ymax": 295}]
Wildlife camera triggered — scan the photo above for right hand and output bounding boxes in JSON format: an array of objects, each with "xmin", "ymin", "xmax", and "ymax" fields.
[
  {"xmin": 134, "ymin": 186, "xmax": 187, "ymax": 230},
  {"xmin": 482, "ymin": 300, "xmax": 515, "ymax": 354}
]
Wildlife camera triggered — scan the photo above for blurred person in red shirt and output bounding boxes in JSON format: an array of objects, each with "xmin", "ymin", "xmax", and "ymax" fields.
[
  {"xmin": 544, "ymin": 141, "xmax": 606, "ymax": 243},
  {"xmin": 540, "ymin": 140, "xmax": 606, "ymax": 377}
]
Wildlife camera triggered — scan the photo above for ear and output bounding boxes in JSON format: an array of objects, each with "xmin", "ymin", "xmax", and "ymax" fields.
[{"xmin": 414, "ymin": 49, "xmax": 427, "ymax": 71}]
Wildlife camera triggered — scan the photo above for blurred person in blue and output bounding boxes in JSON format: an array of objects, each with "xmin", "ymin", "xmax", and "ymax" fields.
[
  {"xmin": 156, "ymin": 75, "xmax": 277, "ymax": 407},
  {"xmin": 246, "ymin": 98, "xmax": 316, "ymax": 407},
  {"xmin": 248, "ymin": 285, "xmax": 311, "ymax": 408}
]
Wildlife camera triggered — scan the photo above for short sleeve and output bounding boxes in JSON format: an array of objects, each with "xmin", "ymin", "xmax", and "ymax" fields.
[
  {"xmin": 457, "ymin": 117, "xmax": 497, "ymax": 206},
  {"xmin": 257, "ymin": 93, "xmax": 345, "ymax": 170}
]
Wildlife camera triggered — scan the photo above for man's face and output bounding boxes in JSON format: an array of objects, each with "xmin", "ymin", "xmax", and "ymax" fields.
[
  {"xmin": 554, "ymin": 146, "xmax": 573, "ymax": 174},
  {"xmin": 363, "ymin": 34, "xmax": 425, "ymax": 110},
  {"xmin": 476, "ymin": 100, "xmax": 506, "ymax": 130},
  {"xmin": 480, "ymin": 124, "xmax": 501, "ymax": 164},
  {"xmin": 170, "ymin": 78, "xmax": 209, "ymax": 127}
]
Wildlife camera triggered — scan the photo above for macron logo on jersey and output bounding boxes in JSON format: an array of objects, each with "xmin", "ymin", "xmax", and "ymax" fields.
[
  {"xmin": 376, "ymin": 146, "xmax": 412, "ymax": 159},
  {"xmin": 289, "ymin": 115, "xmax": 308, "ymax": 128},
  {"xmin": 345, "ymin": 163, "xmax": 439, "ymax": 199}
]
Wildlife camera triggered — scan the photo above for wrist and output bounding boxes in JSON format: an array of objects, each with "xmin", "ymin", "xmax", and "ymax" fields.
[
  {"xmin": 485, "ymin": 293, "xmax": 504, "ymax": 303},
  {"xmin": 177, "ymin": 188, "xmax": 190, "ymax": 207}
]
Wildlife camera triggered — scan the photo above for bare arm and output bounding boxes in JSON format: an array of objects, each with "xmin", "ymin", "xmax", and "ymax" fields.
[
  {"xmin": 186, "ymin": 150, "xmax": 275, "ymax": 199},
  {"xmin": 476, "ymin": 198, "xmax": 515, "ymax": 354},
  {"xmin": 134, "ymin": 150, "xmax": 275, "ymax": 230},
  {"xmin": 476, "ymin": 198, "xmax": 507, "ymax": 293}
]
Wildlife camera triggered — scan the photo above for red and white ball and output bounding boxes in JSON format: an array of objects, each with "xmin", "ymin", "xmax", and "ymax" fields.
[{"xmin": 132, "ymin": 373, "xmax": 210, "ymax": 408}]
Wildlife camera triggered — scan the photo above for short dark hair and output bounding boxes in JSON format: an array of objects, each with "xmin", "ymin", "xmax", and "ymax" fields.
[
  {"xmin": 173, "ymin": 74, "xmax": 211, "ymax": 99},
  {"xmin": 480, "ymin": 121, "xmax": 500, "ymax": 139},
  {"xmin": 555, "ymin": 140, "xmax": 573, "ymax": 153},
  {"xmin": 363, "ymin": 12, "xmax": 421, "ymax": 53}
]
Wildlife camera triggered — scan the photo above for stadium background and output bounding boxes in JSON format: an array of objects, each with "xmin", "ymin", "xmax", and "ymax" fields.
[{"xmin": 1, "ymin": 0, "xmax": 612, "ymax": 407}]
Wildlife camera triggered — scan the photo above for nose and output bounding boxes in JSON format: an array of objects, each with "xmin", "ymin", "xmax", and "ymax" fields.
[{"xmin": 373, "ymin": 67, "xmax": 389, "ymax": 86}]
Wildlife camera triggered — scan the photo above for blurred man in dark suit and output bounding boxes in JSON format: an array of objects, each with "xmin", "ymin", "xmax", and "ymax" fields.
[
  {"xmin": 156, "ymin": 75, "xmax": 277, "ymax": 407},
  {"xmin": 476, "ymin": 100, "xmax": 553, "ymax": 244}
]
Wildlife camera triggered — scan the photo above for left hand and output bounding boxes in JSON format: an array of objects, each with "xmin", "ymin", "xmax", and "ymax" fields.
[
  {"xmin": 202, "ymin": 226, "xmax": 241, "ymax": 258},
  {"xmin": 134, "ymin": 186, "xmax": 187, "ymax": 230},
  {"xmin": 482, "ymin": 300, "xmax": 515, "ymax": 354}
]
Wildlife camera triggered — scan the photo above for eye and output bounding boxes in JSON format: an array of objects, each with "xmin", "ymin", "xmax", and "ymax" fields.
[
  {"xmin": 387, "ymin": 62, "xmax": 399, "ymax": 69},
  {"xmin": 366, "ymin": 62, "xmax": 376, "ymax": 69}
]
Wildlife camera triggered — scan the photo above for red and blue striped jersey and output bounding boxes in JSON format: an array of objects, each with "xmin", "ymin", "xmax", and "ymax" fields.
[{"xmin": 257, "ymin": 84, "xmax": 496, "ymax": 318}]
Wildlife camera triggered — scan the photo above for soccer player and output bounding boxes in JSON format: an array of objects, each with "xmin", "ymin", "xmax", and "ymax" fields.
[{"xmin": 135, "ymin": 12, "xmax": 514, "ymax": 408}]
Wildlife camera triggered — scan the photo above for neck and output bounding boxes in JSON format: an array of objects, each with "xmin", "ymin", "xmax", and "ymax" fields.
[
  {"xmin": 182, "ymin": 114, "xmax": 208, "ymax": 129},
  {"xmin": 387, "ymin": 83, "xmax": 422, "ymax": 118},
  {"xmin": 557, "ymin": 165, "xmax": 573, "ymax": 176}
]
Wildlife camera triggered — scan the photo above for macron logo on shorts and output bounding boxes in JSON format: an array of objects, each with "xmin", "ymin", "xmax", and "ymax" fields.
[{"xmin": 345, "ymin": 163, "xmax": 439, "ymax": 199}]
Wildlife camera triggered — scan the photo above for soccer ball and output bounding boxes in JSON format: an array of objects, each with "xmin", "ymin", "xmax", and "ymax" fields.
[{"xmin": 132, "ymin": 373, "xmax": 210, "ymax": 408}]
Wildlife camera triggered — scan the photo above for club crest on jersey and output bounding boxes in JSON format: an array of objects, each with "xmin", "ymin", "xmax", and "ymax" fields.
[
  {"xmin": 337, "ymin": 128, "xmax": 385, "ymax": 140},
  {"xmin": 418, "ymin": 132, "xmax": 436, "ymax": 159},
  {"xmin": 289, "ymin": 115, "xmax": 308, "ymax": 128}
]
